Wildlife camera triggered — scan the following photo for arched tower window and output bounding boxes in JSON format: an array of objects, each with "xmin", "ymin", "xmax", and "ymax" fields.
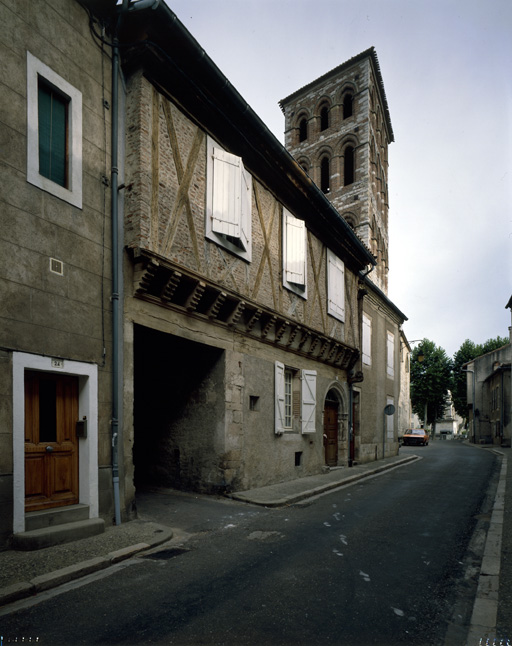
[
  {"xmin": 299, "ymin": 118, "xmax": 308, "ymax": 143},
  {"xmin": 344, "ymin": 146, "xmax": 354, "ymax": 185},
  {"xmin": 320, "ymin": 105, "xmax": 329, "ymax": 131},
  {"xmin": 343, "ymin": 93, "xmax": 353, "ymax": 119},
  {"xmin": 321, "ymin": 156, "xmax": 330, "ymax": 193}
]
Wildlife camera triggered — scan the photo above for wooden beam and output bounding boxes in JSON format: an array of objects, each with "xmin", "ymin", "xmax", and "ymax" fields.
[
  {"xmin": 160, "ymin": 270, "xmax": 182, "ymax": 303},
  {"xmin": 185, "ymin": 281, "xmax": 206, "ymax": 312}
]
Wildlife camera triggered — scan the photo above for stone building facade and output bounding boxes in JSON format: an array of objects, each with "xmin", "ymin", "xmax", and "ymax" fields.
[
  {"xmin": 0, "ymin": 0, "xmax": 408, "ymax": 550},
  {"xmin": 0, "ymin": 0, "xmax": 115, "ymax": 548},
  {"xmin": 464, "ymin": 299, "xmax": 511, "ymax": 447}
]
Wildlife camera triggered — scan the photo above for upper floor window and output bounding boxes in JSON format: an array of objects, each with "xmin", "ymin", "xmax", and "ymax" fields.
[
  {"xmin": 343, "ymin": 93, "xmax": 353, "ymax": 119},
  {"xmin": 362, "ymin": 314, "xmax": 372, "ymax": 366},
  {"xmin": 320, "ymin": 156, "xmax": 330, "ymax": 193},
  {"xmin": 206, "ymin": 137, "xmax": 252, "ymax": 262},
  {"xmin": 387, "ymin": 331, "xmax": 395, "ymax": 378},
  {"xmin": 320, "ymin": 105, "xmax": 329, "ymax": 131},
  {"xmin": 27, "ymin": 52, "xmax": 82, "ymax": 209},
  {"xmin": 299, "ymin": 117, "xmax": 308, "ymax": 142},
  {"xmin": 344, "ymin": 145, "xmax": 355, "ymax": 185},
  {"xmin": 283, "ymin": 208, "xmax": 307, "ymax": 298},
  {"xmin": 327, "ymin": 249, "xmax": 345, "ymax": 322}
]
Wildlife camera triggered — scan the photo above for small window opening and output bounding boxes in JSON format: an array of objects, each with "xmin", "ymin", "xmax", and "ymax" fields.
[
  {"xmin": 344, "ymin": 146, "xmax": 355, "ymax": 185},
  {"xmin": 249, "ymin": 395, "xmax": 260, "ymax": 411},
  {"xmin": 299, "ymin": 118, "xmax": 308, "ymax": 143},
  {"xmin": 343, "ymin": 93, "xmax": 353, "ymax": 119},
  {"xmin": 295, "ymin": 451, "xmax": 303, "ymax": 467},
  {"xmin": 321, "ymin": 157, "xmax": 330, "ymax": 193},
  {"xmin": 320, "ymin": 105, "xmax": 329, "ymax": 131}
]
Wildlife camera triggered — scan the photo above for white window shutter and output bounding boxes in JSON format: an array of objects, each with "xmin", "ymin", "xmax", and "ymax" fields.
[
  {"xmin": 275, "ymin": 361, "xmax": 286, "ymax": 434},
  {"xmin": 211, "ymin": 147, "xmax": 241, "ymax": 238},
  {"xmin": 327, "ymin": 250, "xmax": 345, "ymax": 321},
  {"xmin": 362, "ymin": 314, "xmax": 372, "ymax": 366},
  {"xmin": 285, "ymin": 211, "xmax": 306, "ymax": 285},
  {"xmin": 301, "ymin": 369, "xmax": 316, "ymax": 433},
  {"xmin": 239, "ymin": 166, "xmax": 252, "ymax": 251},
  {"xmin": 387, "ymin": 331, "xmax": 395, "ymax": 378}
]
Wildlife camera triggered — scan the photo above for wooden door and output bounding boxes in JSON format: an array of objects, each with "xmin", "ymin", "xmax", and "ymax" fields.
[
  {"xmin": 323, "ymin": 401, "xmax": 338, "ymax": 466},
  {"xmin": 24, "ymin": 371, "xmax": 79, "ymax": 512}
]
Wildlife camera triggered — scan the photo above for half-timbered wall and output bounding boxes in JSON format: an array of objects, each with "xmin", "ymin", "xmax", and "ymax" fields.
[{"xmin": 123, "ymin": 71, "xmax": 363, "ymax": 491}]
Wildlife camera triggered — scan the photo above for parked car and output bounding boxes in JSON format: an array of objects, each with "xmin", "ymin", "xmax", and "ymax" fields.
[{"xmin": 402, "ymin": 429, "xmax": 429, "ymax": 446}]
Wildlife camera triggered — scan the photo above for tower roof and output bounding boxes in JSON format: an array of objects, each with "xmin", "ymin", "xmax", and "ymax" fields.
[{"xmin": 279, "ymin": 47, "xmax": 394, "ymax": 143}]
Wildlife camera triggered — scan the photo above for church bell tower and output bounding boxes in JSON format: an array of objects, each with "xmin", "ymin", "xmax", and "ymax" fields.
[{"xmin": 279, "ymin": 47, "xmax": 394, "ymax": 294}]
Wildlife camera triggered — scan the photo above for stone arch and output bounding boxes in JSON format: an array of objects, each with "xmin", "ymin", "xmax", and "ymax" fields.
[
  {"xmin": 322, "ymin": 382, "xmax": 349, "ymax": 467},
  {"xmin": 343, "ymin": 211, "xmax": 358, "ymax": 230},
  {"xmin": 315, "ymin": 146, "xmax": 333, "ymax": 192},
  {"xmin": 297, "ymin": 156, "xmax": 311, "ymax": 175},
  {"xmin": 294, "ymin": 109, "xmax": 311, "ymax": 144},
  {"xmin": 315, "ymin": 96, "xmax": 332, "ymax": 133}
]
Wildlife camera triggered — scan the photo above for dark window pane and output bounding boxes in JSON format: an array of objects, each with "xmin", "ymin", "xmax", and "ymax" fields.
[
  {"xmin": 39, "ymin": 378, "xmax": 57, "ymax": 443},
  {"xmin": 38, "ymin": 80, "xmax": 68, "ymax": 187}
]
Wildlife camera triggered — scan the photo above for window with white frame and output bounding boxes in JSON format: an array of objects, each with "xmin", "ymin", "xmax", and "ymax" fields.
[
  {"xmin": 283, "ymin": 208, "xmax": 307, "ymax": 298},
  {"xmin": 387, "ymin": 331, "xmax": 395, "ymax": 378},
  {"xmin": 206, "ymin": 137, "xmax": 252, "ymax": 261},
  {"xmin": 362, "ymin": 313, "xmax": 372, "ymax": 366},
  {"xmin": 327, "ymin": 249, "xmax": 345, "ymax": 321},
  {"xmin": 386, "ymin": 396, "xmax": 395, "ymax": 439},
  {"xmin": 27, "ymin": 52, "xmax": 82, "ymax": 209},
  {"xmin": 275, "ymin": 361, "xmax": 316, "ymax": 434}
]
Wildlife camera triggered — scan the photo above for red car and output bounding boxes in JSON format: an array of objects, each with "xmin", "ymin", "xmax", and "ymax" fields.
[{"xmin": 402, "ymin": 429, "xmax": 429, "ymax": 446}]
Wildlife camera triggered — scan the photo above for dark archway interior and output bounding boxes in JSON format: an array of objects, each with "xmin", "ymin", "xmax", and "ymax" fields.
[{"xmin": 133, "ymin": 324, "xmax": 224, "ymax": 491}]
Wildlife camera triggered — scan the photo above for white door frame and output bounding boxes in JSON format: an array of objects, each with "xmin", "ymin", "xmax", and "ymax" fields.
[{"xmin": 12, "ymin": 352, "xmax": 99, "ymax": 533}]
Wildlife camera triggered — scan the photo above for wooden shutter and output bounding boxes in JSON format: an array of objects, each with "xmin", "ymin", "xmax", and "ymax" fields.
[
  {"xmin": 275, "ymin": 361, "xmax": 286, "ymax": 434},
  {"xmin": 285, "ymin": 211, "xmax": 306, "ymax": 284},
  {"xmin": 327, "ymin": 250, "xmax": 345, "ymax": 321},
  {"xmin": 362, "ymin": 314, "xmax": 372, "ymax": 365},
  {"xmin": 211, "ymin": 147, "xmax": 241, "ymax": 238},
  {"xmin": 301, "ymin": 369, "xmax": 317, "ymax": 433},
  {"xmin": 239, "ymin": 166, "xmax": 252, "ymax": 251},
  {"xmin": 387, "ymin": 331, "xmax": 395, "ymax": 378}
]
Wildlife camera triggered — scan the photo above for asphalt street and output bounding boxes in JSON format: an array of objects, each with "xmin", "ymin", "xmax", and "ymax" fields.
[{"xmin": 0, "ymin": 442, "xmax": 499, "ymax": 646}]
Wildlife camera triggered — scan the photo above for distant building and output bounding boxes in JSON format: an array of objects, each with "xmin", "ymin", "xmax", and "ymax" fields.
[{"xmin": 463, "ymin": 298, "xmax": 511, "ymax": 446}]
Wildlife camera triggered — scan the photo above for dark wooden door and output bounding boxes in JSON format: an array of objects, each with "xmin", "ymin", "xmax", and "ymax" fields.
[
  {"xmin": 324, "ymin": 401, "xmax": 338, "ymax": 466},
  {"xmin": 24, "ymin": 371, "xmax": 79, "ymax": 512}
]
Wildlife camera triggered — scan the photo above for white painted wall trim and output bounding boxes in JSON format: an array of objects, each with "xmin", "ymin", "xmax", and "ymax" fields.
[{"xmin": 12, "ymin": 352, "xmax": 98, "ymax": 533}]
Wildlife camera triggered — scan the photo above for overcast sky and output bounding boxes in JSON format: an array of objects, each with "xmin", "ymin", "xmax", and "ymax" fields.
[{"xmin": 167, "ymin": 0, "xmax": 512, "ymax": 358}]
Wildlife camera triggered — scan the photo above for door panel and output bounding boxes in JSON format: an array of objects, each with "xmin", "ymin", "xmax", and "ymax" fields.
[
  {"xmin": 324, "ymin": 402, "xmax": 338, "ymax": 466},
  {"xmin": 24, "ymin": 371, "xmax": 79, "ymax": 512}
]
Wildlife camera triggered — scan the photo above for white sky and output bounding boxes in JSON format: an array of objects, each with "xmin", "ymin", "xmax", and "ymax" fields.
[{"xmin": 167, "ymin": 0, "xmax": 512, "ymax": 358}]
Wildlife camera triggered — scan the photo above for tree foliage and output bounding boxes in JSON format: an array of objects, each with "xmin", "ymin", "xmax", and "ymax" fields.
[
  {"xmin": 410, "ymin": 339, "xmax": 452, "ymax": 431},
  {"xmin": 451, "ymin": 335, "xmax": 509, "ymax": 419}
]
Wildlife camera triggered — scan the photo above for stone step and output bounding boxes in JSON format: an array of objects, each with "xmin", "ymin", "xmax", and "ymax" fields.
[
  {"xmin": 25, "ymin": 504, "xmax": 91, "ymax": 532},
  {"xmin": 13, "ymin": 518, "xmax": 105, "ymax": 551}
]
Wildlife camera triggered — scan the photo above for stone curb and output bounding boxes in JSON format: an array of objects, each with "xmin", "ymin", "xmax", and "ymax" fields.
[
  {"xmin": 465, "ymin": 450, "xmax": 507, "ymax": 646},
  {"xmin": 0, "ymin": 537, "xmax": 170, "ymax": 608},
  {"xmin": 231, "ymin": 455, "xmax": 419, "ymax": 507}
]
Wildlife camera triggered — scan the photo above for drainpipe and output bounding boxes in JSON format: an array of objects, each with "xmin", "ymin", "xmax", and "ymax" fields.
[
  {"xmin": 110, "ymin": 0, "xmax": 160, "ymax": 527},
  {"xmin": 110, "ymin": 0, "xmax": 130, "ymax": 526}
]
